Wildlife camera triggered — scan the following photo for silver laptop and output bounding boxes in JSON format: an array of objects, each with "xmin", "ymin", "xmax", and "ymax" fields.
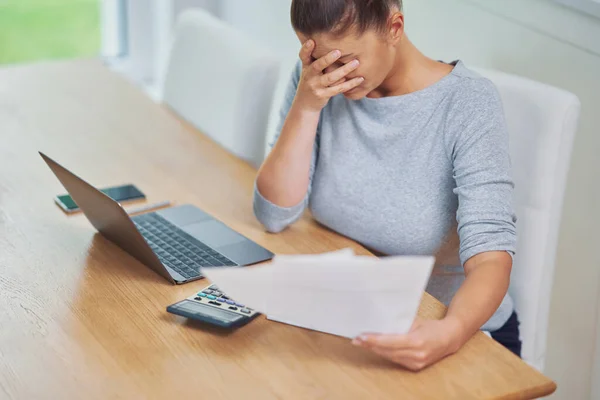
[{"xmin": 40, "ymin": 152, "xmax": 274, "ymax": 284}]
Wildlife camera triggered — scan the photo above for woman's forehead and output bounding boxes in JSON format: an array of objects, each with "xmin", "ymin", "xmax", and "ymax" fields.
[
  {"xmin": 298, "ymin": 29, "xmax": 378, "ymax": 59},
  {"xmin": 306, "ymin": 35, "xmax": 362, "ymax": 59}
]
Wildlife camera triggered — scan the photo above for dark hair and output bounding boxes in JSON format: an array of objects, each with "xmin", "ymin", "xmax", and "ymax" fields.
[{"xmin": 291, "ymin": 0, "xmax": 403, "ymax": 36}]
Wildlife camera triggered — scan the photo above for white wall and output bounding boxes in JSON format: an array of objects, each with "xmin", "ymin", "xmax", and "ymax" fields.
[
  {"xmin": 555, "ymin": 0, "xmax": 600, "ymax": 19},
  {"xmin": 213, "ymin": 0, "xmax": 600, "ymax": 398},
  {"xmin": 593, "ymin": 285, "xmax": 600, "ymax": 399}
]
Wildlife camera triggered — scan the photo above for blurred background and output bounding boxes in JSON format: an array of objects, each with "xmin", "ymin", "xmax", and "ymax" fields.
[
  {"xmin": 0, "ymin": 0, "xmax": 100, "ymax": 64},
  {"xmin": 2, "ymin": 0, "xmax": 599, "ymax": 398}
]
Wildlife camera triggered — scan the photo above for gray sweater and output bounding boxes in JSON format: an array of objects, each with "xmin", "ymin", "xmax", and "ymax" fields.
[{"xmin": 254, "ymin": 60, "xmax": 517, "ymax": 331}]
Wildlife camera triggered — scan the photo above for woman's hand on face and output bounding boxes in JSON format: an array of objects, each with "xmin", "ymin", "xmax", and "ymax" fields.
[
  {"xmin": 352, "ymin": 317, "xmax": 465, "ymax": 372},
  {"xmin": 294, "ymin": 40, "xmax": 364, "ymax": 113}
]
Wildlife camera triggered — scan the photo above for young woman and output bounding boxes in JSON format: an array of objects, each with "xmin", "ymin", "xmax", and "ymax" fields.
[{"xmin": 253, "ymin": 0, "xmax": 520, "ymax": 370}]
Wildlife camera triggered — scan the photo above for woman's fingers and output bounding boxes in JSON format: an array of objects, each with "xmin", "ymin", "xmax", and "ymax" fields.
[
  {"xmin": 360, "ymin": 334, "xmax": 412, "ymax": 349},
  {"xmin": 321, "ymin": 59, "xmax": 360, "ymax": 86},
  {"xmin": 322, "ymin": 76, "xmax": 364, "ymax": 96},
  {"xmin": 299, "ymin": 40, "xmax": 314, "ymax": 66},
  {"xmin": 311, "ymin": 49, "xmax": 343, "ymax": 73},
  {"xmin": 328, "ymin": 77, "xmax": 347, "ymax": 87},
  {"xmin": 366, "ymin": 345, "xmax": 432, "ymax": 372}
]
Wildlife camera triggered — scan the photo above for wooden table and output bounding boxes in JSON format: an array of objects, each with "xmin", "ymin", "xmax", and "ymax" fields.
[{"xmin": 0, "ymin": 60, "xmax": 556, "ymax": 400}]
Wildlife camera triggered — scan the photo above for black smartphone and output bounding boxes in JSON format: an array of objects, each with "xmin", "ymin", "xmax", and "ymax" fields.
[{"xmin": 55, "ymin": 184, "xmax": 146, "ymax": 213}]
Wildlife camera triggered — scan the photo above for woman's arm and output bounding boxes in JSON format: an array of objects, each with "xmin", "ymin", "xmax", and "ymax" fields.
[
  {"xmin": 256, "ymin": 103, "xmax": 320, "ymax": 209},
  {"xmin": 254, "ymin": 40, "xmax": 363, "ymax": 232},
  {"xmin": 445, "ymin": 251, "xmax": 512, "ymax": 349}
]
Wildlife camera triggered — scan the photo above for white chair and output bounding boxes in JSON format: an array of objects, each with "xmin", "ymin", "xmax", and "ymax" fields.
[
  {"xmin": 475, "ymin": 68, "xmax": 581, "ymax": 371},
  {"xmin": 161, "ymin": 9, "xmax": 280, "ymax": 168}
]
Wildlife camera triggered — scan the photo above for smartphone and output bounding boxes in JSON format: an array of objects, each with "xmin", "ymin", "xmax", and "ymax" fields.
[{"xmin": 55, "ymin": 184, "xmax": 146, "ymax": 213}]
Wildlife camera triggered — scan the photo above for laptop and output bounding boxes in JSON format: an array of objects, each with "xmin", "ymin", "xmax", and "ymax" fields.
[{"xmin": 39, "ymin": 152, "xmax": 274, "ymax": 284}]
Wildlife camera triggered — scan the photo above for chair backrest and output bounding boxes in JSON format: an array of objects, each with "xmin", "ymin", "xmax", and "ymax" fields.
[
  {"xmin": 161, "ymin": 9, "xmax": 280, "ymax": 168},
  {"xmin": 474, "ymin": 68, "xmax": 581, "ymax": 371}
]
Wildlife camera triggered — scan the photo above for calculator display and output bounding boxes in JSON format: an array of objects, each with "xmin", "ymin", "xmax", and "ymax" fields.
[{"xmin": 175, "ymin": 300, "xmax": 242, "ymax": 323}]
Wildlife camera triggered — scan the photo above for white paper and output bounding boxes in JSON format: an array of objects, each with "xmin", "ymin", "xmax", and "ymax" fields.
[
  {"xmin": 200, "ymin": 250, "xmax": 354, "ymax": 313},
  {"xmin": 267, "ymin": 256, "xmax": 434, "ymax": 338},
  {"xmin": 202, "ymin": 252, "xmax": 435, "ymax": 339},
  {"xmin": 200, "ymin": 264, "xmax": 273, "ymax": 313}
]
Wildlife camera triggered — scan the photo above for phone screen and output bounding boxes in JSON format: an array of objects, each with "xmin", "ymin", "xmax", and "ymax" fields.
[{"xmin": 57, "ymin": 184, "xmax": 145, "ymax": 211}]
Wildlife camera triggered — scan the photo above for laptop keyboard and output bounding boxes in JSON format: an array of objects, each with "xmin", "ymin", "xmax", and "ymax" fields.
[{"xmin": 132, "ymin": 213, "xmax": 237, "ymax": 279}]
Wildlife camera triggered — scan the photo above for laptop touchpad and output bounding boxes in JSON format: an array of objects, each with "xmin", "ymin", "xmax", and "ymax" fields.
[{"xmin": 182, "ymin": 220, "xmax": 246, "ymax": 249}]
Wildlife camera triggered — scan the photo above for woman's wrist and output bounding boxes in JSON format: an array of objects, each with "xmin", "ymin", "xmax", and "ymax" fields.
[
  {"xmin": 442, "ymin": 315, "xmax": 469, "ymax": 354},
  {"xmin": 273, "ymin": 102, "xmax": 321, "ymax": 147},
  {"xmin": 290, "ymin": 97, "xmax": 324, "ymax": 118}
]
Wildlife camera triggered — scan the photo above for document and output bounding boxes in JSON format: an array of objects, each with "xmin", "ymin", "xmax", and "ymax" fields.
[{"xmin": 201, "ymin": 250, "xmax": 435, "ymax": 338}]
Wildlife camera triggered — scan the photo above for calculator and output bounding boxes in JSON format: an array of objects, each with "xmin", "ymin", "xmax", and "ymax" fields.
[{"xmin": 167, "ymin": 284, "xmax": 259, "ymax": 329}]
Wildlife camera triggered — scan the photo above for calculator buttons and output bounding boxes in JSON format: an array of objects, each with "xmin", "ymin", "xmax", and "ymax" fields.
[{"xmin": 192, "ymin": 285, "xmax": 256, "ymax": 317}]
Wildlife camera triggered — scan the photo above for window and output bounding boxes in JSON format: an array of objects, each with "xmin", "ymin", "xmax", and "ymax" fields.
[{"xmin": 0, "ymin": 0, "xmax": 101, "ymax": 65}]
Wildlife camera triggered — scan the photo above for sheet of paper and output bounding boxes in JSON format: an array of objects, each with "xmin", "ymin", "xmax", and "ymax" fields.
[
  {"xmin": 266, "ymin": 256, "xmax": 435, "ymax": 338},
  {"xmin": 200, "ymin": 250, "xmax": 357, "ymax": 313},
  {"xmin": 202, "ymin": 252, "xmax": 435, "ymax": 339},
  {"xmin": 199, "ymin": 265, "xmax": 273, "ymax": 313}
]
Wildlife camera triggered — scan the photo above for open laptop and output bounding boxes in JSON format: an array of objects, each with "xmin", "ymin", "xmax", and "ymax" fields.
[{"xmin": 39, "ymin": 152, "xmax": 274, "ymax": 284}]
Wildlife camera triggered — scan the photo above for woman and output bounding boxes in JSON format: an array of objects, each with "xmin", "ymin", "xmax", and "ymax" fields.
[{"xmin": 254, "ymin": 0, "xmax": 520, "ymax": 371}]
